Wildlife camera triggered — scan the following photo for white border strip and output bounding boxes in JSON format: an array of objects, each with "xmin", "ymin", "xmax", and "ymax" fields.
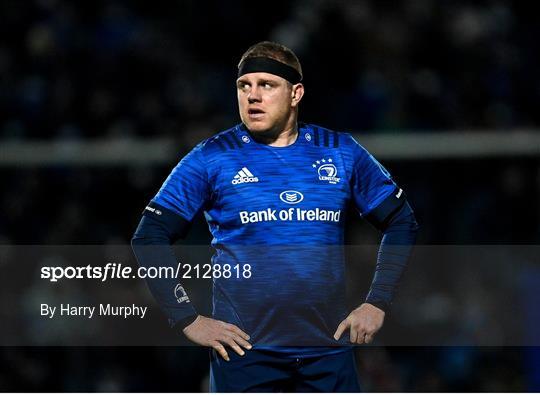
[{"xmin": 0, "ymin": 131, "xmax": 539, "ymax": 166}]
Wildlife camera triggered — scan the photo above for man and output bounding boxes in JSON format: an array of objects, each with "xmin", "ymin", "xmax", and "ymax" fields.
[{"xmin": 132, "ymin": 41, "xmax": 418, "ymax": 392}]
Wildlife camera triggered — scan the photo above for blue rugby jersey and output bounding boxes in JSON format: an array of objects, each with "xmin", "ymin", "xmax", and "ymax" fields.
[{"xmin": 152, "ymin": 123, "xmax": 397, "ymax": 353}]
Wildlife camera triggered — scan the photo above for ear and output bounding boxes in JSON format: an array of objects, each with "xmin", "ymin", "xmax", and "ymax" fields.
[{"xmin": 291, "ymin": 83, "xmax": 304, "ymax": 107}]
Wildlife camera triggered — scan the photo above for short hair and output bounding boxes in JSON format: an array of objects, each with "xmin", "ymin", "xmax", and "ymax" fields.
[{"xmin": 238, "ymin": 41, "xmax": 303, "ymax": 81}]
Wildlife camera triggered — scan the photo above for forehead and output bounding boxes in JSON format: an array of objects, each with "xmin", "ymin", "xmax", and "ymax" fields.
[{"xmin": 236, "ymin": 72, "xmax": 287, "ymax": 84}]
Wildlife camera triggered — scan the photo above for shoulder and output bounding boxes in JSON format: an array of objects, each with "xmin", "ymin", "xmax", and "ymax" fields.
[
  {"xmin": 301, "ymin": 123, "xmax": 342, "ymax": 148},
  {"xmin": 302, "ymin": 124, "xmax": 378, "ymax": 175},
  {"xmin": 301, "ymin": 123, "xmax": 363, "ymax": 152},
  {"xmin": 188, "ymin": 124, "xmax": 246, "ymax": 160}
]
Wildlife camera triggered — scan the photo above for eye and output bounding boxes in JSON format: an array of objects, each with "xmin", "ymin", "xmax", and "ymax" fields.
[
  {"xmin": 237, "ymin": 82, "xmax": 249, "ymax": 91},
  {"xmin": 262, "ymin": 82, "xmax": 273, "ymax": 89}
]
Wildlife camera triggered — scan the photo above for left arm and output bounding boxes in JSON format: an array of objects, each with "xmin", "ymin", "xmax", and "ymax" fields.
[
  {"xmin": 334, "ymin": 134, "xmax": 419, "ymax": 344},
  {"xmin": 364, "ymin": 189, "xmax": 419, "ymax": 313},
  {"xmin": 334, "ymin": 191, "xmax": 419, "ymax": 343}
]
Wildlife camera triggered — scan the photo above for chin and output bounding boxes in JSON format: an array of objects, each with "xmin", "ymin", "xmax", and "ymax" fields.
[
  {"xmin": 247, "ymin": 125, "xmax": 270, "ymax": 134},
  {"xmin": 244, "ymin": 119, "xmax": 272, "ymax": 134}
]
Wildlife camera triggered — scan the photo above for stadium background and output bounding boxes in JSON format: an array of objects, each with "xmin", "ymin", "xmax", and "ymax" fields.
[{"xmin": 0, "ymin": 0, "xmax": 539, "ymax": 391}]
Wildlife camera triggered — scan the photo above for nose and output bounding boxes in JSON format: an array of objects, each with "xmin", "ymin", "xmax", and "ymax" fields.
[{"xmin": 247, "ymin": 86, "xmax": 262, "ymax": 103}]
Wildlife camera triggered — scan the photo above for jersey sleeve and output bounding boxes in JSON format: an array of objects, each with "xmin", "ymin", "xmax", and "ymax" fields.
[
  {"xmin": 152, "ymin": 143, "xmax": 211, "ymax": 221},
  {"xmin": 348, "ymin": 134, "xmax": 397, "ymax": 216}
]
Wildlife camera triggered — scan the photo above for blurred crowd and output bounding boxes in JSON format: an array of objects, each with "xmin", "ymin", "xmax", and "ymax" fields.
[
  {"xmin": 1, "ymin": 0, "xmax": 540, "ymax": 142},
  {"xmin": 1, "ymin": 0, "xmax": 540, "ymax": 392}
]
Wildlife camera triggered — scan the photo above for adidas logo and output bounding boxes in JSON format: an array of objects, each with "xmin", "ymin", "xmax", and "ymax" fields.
[{"xmin": 232, "ymin": 167, "xmax": 259, "ymax": 185}]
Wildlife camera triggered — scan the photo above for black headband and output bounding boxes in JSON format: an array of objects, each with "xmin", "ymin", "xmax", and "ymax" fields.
[{"xmin": 238, "ymin": 57, "xmax": 302, "ymax": 84}]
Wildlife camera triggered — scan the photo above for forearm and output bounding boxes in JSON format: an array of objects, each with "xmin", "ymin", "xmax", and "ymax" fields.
[
  {"xmin": 365, "ymin": 196, "xmax": 419, "ymax": 312},
  {"xmin": 131, "ymin": 203, "xmax": 198, "ymax": 328}
]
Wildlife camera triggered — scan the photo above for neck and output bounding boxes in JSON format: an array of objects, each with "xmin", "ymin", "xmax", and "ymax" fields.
[{"xmin": 265, "ymin": 124, "xmax": 298, "ymax": 147}]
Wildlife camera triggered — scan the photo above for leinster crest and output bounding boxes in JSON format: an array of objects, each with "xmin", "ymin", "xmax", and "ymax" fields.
[
  {"xmin": 313, "ymin": 158, "xmax": 341, "ymax": 184},
  {"xmin": 174, "ymin": 283, "xmax": 190, "ymax": 303}
]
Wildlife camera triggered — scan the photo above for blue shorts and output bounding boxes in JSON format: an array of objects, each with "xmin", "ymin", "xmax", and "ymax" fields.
[{"xmin": 209, "ymin": 348, "xmax": 361, "ymax": 392}]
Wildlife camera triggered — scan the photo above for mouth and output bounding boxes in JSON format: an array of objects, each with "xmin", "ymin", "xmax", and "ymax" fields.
[{"xmin": 247, "ymin": 108, "xmax": 265, "ymax": 120}]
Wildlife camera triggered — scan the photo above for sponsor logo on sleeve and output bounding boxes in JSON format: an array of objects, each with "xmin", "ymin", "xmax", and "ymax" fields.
[{"xmin": 145, "ymin": 206, "xmax": 162, "ymax": 215}]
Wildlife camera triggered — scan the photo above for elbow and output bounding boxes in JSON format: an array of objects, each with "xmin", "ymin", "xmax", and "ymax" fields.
[
  {"xmin": 398, "ymin": 211, "xmax": 419, "ymax": 237},
  {"xmin": 380, "ymin": 207, "xmax": 420, "ymax": 246},
  {"xmin": 131, "ymin": 218, "xmax": 148, "ymax": 247},
  {"xmin": 131, "ymin": 231, "xmax": 172, "ymax": 247},
  {"xmin": 131, "ymin": 232, "xmax": 144, "ymax": 247},
  {"xmin": 131, "ymin": 216, "xmax": 173, "ymax": 247},
  {"xmin": 410, "ymin": 214, "xmax": 420, "ymax": 233}
]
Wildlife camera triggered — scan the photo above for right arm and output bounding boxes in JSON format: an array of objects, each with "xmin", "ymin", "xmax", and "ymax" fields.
[
  {"xmin": 131, "ymin": 203, "xmax": 197, "ymax": 328},
  {"xmin": 131, "ymin": 145, "xmax": 251, "ymax": 359}
]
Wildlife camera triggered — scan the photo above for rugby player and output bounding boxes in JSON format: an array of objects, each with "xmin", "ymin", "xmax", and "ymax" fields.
[{"xmin": 132, "ymin": 41, "xmax": 418, "ymax": 392}]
